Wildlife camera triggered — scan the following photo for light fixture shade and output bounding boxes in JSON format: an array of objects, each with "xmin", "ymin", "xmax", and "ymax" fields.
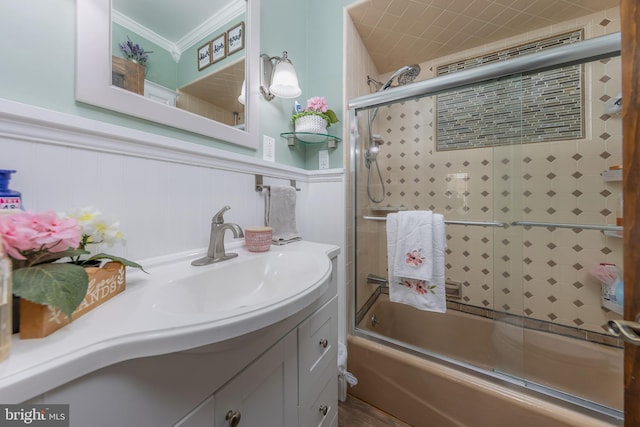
[
  {"xmin": 238, "ymin": 79, "xmax": 246, "ymax": 105},
  {"xmin": 269, "ymin": 59, "xmax": 301, "ymax": 98}
]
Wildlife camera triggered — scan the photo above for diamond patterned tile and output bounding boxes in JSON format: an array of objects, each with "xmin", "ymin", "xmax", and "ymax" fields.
[{"xmin": 354, "ymin": 27, "xmax": 622, "ymax": 342}]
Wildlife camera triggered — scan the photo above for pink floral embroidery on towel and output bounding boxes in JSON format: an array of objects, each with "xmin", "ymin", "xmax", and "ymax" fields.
[
  {"xmin": 401, "ymin": 279, "xmax": 413, "ymax": 289},
  {"xmin": 401, "ymin": 279, "xmax": 437, "ymax": 295},
  {"xmin": 415, "ymin": 281, "xmax": 428, "ymax": 294},
  {"xmin": 405, "ymin": 249, "xmax": 425, "ymax": 267}
]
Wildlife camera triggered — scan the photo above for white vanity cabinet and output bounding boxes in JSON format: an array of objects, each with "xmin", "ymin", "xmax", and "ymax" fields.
[
  {"xmin": 27, "ymin": 252, "xmax": 339, "ymax": 427},
  {"xmin": 176, "ymin": 331, "xmax": 298, "ymax": 427},
  {"xmin": 175, "ymin": 297, "xmax": 338, "ymax": 427}
]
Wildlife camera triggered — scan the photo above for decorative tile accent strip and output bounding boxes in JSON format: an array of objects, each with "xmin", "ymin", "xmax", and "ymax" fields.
[
  {"xmin": 436, "ymin": 30, "xmax": 584, "ymax": 151},
  {"xmin": 445, "ymin": 300, "xmax": 623, "ymax": 348}
]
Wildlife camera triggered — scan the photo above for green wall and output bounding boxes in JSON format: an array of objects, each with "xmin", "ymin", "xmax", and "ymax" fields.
[
  {"xmin": 0, "ymin": 0, "xmax": 355, "ymax": 168},
  {"xmin": 259, "ymin": 0, "xmax": 353, "ymax": 169}
]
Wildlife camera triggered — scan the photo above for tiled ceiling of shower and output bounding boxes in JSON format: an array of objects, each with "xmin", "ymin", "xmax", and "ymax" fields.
[{"xmin": 347, "ymin": 0, "xmax": 620, "ymax": 74}]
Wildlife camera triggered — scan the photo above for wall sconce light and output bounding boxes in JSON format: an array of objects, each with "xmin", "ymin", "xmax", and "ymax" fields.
[
  {"xmin": 238, "ymin": 79, "xmax": 246, "ymax": 105},
  {"xmin": 260, "ymin": 51, "xmax": 301, "ymax": 101}
]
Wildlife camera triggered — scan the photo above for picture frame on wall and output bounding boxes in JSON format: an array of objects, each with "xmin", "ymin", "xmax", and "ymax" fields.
[
  {"xmin": 227, "ymin": 22, "xmax": 244, "ymax": 56},
  {"xmin": 211, "ymin": 32, "xmax": 227, "ymax": 64},
  {"xmin": 197, "ymin": 41, "xmax": 211, "ymax": 71}
]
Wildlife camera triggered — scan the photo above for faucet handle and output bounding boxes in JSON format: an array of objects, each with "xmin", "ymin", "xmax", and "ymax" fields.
[{"xmin": 212, "ymin": 205, "xmax": 231, "ymax": 224}]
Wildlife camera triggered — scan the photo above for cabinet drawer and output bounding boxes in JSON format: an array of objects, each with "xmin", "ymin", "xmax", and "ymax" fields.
[
  {"xmin": 298, "ymin": 297, "xmax": 337, "ymax": 403},
  {"xmin": 299, "ymin": 360, "xmax": 338, "ymax": 427}
]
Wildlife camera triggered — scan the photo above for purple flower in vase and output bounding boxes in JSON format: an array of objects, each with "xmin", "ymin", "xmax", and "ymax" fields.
[{"xmin": 119, "ymin": 36, "xmax": 153, "ymax": 64}]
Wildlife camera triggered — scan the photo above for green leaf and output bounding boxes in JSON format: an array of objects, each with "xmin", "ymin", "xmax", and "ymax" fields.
[
  {"xmin": 291, "ymin": 110, "xmax": 339, "ymax": 126},
  {"xmin": 325, "ymin": 109, "xmax": 339, "ymax": 124},
  {"xmin": 63, "ymin": 248, "xmax": 92, "ymax": 258},
  {"xmin": 31, "ymin": 248, "xmax": 90, "ymax": 265},
  {"xmin": 13, "ymin": 264, "xmax": 89, "ymax": 319},
  {"xmin": 86, "ymin": 253, "xmax": 148, "ymax": 273}
]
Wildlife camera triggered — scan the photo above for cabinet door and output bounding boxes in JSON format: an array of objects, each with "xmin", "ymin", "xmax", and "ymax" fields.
[
  {"xmin": 214, "ymin": 330, "xmax": 297, "ymax": 427},
  {"xmin": 174, "ymin": 395, "xmax": 215, "ymax": 427}
]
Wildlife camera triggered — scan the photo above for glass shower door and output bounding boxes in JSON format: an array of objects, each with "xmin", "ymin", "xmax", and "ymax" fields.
[{"xmin": 352, "ymin": 49, "xmax": 623, "ymax": 415}]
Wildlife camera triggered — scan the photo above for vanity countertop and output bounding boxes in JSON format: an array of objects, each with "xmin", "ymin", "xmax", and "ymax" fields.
[{"xmin": 0, "ymin": 240, "xmax": 339, "ymax": 403}]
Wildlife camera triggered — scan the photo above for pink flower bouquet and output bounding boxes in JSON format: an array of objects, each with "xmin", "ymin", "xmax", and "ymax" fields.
[
  {"xmin": 291, "ymin": 96, "xmax": 339, "ymax": 127},
  {"xmin": 0, "ymin": 209, "xmax": 144, "ymax": 319}
]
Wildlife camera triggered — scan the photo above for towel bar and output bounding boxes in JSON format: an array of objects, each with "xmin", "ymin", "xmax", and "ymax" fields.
[
  {"xmin": 362, "ymin": 216, "xmax": 623, "ymax": 232},
  {"xmin": 362, "ymin": 216, "xmax": 507, "ymax": 228},
  {"xmin": 255, "ymin": 175, "xmax": 301, "ymax": 192}
]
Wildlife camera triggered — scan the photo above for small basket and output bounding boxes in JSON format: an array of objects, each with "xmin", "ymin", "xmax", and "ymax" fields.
[
  {"xmin": 294, "ymin": 115, "xmax": 328, "ymax": 142},
  {"xmin": 245, "ymin": 227, "xmax": 272, "ymax": 252}
]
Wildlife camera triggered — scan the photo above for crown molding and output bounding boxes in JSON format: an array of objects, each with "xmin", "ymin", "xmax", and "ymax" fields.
[
  {"xmin": 176, "ymin": 0, "xmax": 245, "ymax": 54},
  {"xmin": 112, "ymin": 9, "xmax": 181, "ymax": 62},
  {"xmin": 112, "ymin": 0, "xmax": 245, "ymax": 63}
]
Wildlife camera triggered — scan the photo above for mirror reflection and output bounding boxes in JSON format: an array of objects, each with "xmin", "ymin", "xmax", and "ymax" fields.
[{"xmin": 111, "ymin": 0, "xmax": 246, "ymax": 129}]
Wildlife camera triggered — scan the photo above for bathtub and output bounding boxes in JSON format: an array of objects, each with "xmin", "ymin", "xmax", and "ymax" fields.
[{"xmin": 347, "ymin": 293, "xmax": 623, "ymax": 427}]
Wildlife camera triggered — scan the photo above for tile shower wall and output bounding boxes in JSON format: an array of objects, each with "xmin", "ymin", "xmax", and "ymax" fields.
[{"xmin": 356, "ymin": 7, "xmax": 622, "ymax": 340}]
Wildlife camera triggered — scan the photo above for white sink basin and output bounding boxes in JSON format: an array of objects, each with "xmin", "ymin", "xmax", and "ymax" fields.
[
  {"xmin": 0, "ymin": 240, "xmax": 338, "ymax": 405},
  {"xmin": 148, "ymin": 248, "xmax": 331, "ymax": 316}
]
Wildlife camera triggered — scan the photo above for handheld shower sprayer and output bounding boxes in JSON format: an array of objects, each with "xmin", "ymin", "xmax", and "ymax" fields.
[
  {"xmin": 364, "ymin": 64, "xmax": 421, "ymax": 203},
  {"xmin": 365, "ymin": 135, "xmax": 384, "ymax": 168}
]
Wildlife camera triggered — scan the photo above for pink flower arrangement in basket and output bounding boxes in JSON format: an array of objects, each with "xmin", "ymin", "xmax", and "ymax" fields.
[
  {"xmin": 0, "ymin": 209, "xmax": 144, "ymax": 319},
  {"xmin": 291, "ymin": 96, "xmax": 339, "ymax": 127}
]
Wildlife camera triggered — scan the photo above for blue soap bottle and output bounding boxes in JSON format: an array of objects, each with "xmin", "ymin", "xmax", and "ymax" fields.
[{"xmin": 0, "ymin": 170, "xmax": 23, "ymax": 211}]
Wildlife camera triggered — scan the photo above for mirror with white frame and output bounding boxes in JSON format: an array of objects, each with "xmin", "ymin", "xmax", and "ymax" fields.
[{"xmin": 76, "ymin": 0, "xmax": 259, "ymax": 149}]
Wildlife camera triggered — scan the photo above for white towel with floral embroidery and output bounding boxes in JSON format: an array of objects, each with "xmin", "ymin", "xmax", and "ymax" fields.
[
  {"xmin": 387, "ymin": 211, "xmax": 446, "ymax": 313},
  {"xmin": 392, "ymin": 211, "xmax": 433, "ymax": 280}
]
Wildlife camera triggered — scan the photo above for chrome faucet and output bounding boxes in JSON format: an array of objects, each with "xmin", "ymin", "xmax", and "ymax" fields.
[{"xmin": 191, "ymin": 205, "xmax": 244, "ymax": 266}]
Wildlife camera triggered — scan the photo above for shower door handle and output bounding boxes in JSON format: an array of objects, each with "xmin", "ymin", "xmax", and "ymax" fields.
[{"xmin": 608, "ymin": 319, "xmax": 640, "ymax": 345}]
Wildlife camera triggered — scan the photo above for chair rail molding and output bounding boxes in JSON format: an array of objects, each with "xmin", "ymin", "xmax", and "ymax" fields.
[{"xmin": 0, "ymin": 98, "xmax": 344, "ymax": 184}]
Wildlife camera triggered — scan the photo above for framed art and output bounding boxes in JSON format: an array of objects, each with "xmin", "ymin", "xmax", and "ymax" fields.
[
  {"xmin": 197, "ymin": 41, "xmax": 211, "ymax": 71},
  {"xmin": 211, "ymin": 32, "xmax": 227, "ymax": 64},
  {"xmin": 227, "ymin": 22, "xmax": 244, "ymax": 56}
]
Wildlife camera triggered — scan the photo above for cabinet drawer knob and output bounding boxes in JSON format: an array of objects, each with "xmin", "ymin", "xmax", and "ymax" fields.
[
  {"xmin": 226, "ymin": 410, "xmax": 242, "ymax": 427},
  {"xmin": 319, "ymin": 405, "xmax": 329, "ymax": 416},
  {"xmin": 319, "ymin": 338, "xmax": 328, "ymax": 348}
]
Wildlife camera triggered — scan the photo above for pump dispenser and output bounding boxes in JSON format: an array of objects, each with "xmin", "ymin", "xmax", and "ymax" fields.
[{"xmin": 0, "ymin": 170, "xmax": 22, "ymax": 211}]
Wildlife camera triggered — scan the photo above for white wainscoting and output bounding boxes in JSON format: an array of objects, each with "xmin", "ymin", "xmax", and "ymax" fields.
[{"xmin": 0, "ymin": 98, "xmax": 345, "ymax": 265}]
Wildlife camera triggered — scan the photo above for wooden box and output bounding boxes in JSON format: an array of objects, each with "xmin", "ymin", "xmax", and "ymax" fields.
[
  {"xmin": 111, "ymin": 55, "xmax": 145, "ymax": 95},
  {"xmin": 19, "ymin": 262, "xmax": 126, "ymax": 339}
]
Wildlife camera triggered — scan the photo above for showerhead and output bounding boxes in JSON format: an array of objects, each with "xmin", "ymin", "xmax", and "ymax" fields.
[
  {"xmin": 366, "ymin": 64, "xmax": 421, "ymax": 126},
  {"xmin": 380, "ymin": 64, "xmax": 421, "ymax": 91},
  {"xmin": 396, "ymin": 64, "xmax": 421, "ymax": 85}
]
